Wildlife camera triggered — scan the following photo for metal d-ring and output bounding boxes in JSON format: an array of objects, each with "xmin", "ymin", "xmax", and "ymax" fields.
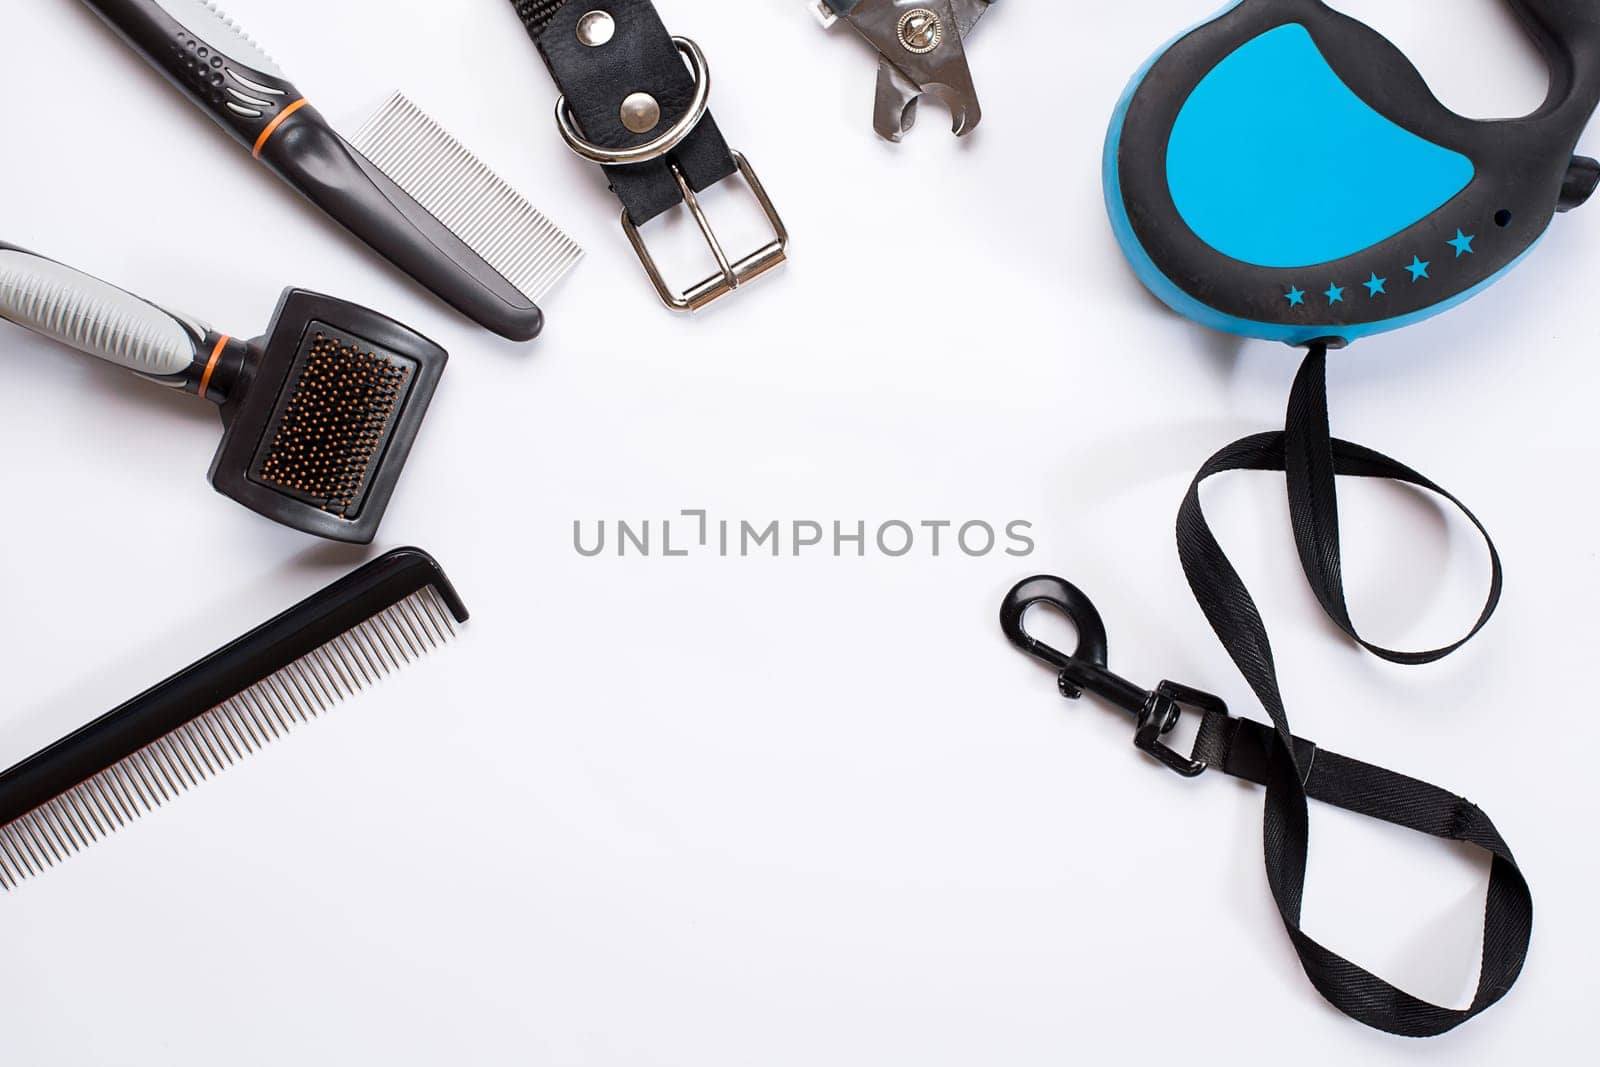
[{"xmin": 554, "ymin": 37, "xmax": 712, "ymax": 166}]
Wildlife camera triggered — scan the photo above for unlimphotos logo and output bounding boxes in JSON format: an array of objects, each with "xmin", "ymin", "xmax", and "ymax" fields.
[{"xmin": 574, "ymin": 510, "xmax": 1035, "ymax": 560}]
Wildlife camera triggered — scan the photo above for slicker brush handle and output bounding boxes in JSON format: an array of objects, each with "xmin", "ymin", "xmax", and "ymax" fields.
[{"xmin": 0, "ymin": 245, "xmax": 206, "ymax": 383}]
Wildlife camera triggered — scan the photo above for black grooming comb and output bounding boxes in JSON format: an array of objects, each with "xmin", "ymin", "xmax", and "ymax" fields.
[
  {"xmin": 0, "ymin": 548, "xmax": 467, "ymax": 890},
  {"xmin": 0, "ymin": 243, "xmax": 446, "ymax": 543},
  {"xmin": 78, "ymin": 2, "xmax": 584, "ymax": 340}
]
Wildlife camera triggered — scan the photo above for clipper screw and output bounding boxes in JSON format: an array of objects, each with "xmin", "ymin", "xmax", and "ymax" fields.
[{"xmin": 898, "ymin": 9, "xmax": 943, "ymax": 54}]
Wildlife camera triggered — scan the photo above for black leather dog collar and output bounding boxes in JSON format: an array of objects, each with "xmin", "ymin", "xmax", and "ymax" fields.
[{"xmin": 511, "ymin": 0, "xmax": 789, "ymax": 311}]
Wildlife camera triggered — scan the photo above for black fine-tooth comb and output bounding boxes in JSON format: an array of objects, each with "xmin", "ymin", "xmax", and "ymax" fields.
[
  {"xmin": 0, "ymin": 242, "xmax": 446, "ymax": 544},
  {"xmin": 0, "ymin": 548, "xmax": 468, "ymax": 890}
]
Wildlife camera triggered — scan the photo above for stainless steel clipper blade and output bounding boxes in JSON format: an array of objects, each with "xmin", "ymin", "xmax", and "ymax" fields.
[{"xmin": 814, "ymin": 0, "xmax": 994, "ymax": 141}]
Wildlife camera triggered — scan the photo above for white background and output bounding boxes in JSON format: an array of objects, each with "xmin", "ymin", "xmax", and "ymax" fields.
[{"xmin": 1, "ymin": 0, "xmax": 1595, "ymax": 1062}]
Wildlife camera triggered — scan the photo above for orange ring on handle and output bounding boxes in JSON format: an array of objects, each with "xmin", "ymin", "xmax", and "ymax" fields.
[
  {"xmin": 198, "ymin": 334, "xmax": 230, "ymax": 400},
  {"xmin": 252, "ymin": 98, "xmax": 308, "ymax": 158}
]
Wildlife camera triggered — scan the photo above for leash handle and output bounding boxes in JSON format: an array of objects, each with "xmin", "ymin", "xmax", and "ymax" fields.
[
  {"xmin": 1005, "ymin": 344, "xmax": 1533, "ymax": 1037},
  {"xmin": 1175, "ymin": 345, "xmax": 1529, "ymax": 1036}
]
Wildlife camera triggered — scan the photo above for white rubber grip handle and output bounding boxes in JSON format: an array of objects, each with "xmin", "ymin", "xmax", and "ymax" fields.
[{"xmin": 0, "ymin": 250, "xmax": 196, "ymax": 377}]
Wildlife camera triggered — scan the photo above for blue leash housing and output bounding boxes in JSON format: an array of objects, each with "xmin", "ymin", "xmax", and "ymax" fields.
[{"xmin": 1104, "ymin": 0, "xmax": 1600, "ymax": 345}]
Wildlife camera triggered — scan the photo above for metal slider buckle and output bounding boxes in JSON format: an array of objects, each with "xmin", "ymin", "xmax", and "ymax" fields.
[{"xmin": 554, "ymin": 37, "xmax": 789, "ymax": 312}]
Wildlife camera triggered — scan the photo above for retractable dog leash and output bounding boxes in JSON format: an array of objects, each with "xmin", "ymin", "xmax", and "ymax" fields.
[
  {"xmin": 1109, "ymin": 0, "xmax": 1600, "ymax": 345},
  {"xmin": 1004, "ymin": 0, "xmax": 1600, "ymax": 1037}
]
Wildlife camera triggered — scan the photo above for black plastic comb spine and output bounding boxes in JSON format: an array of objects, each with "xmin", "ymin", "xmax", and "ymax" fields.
[{"xmin": 0, "ymin": 549, "xmax": 467, "ymax": 829}]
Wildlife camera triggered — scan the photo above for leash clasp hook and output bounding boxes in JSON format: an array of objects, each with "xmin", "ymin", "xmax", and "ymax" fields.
[{"xmin": 1000, "ymin": 576, "xmax": 1220, "ymax": 778}]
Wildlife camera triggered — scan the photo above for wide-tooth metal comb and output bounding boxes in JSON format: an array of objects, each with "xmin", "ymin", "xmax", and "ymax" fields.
[
  {"xmin": 352, "ymin": 93, "xmax": 586, "ymax": 307},
  {"xmin": 0, "ymin": 549, "xmax": 468, "ymax": 890}
]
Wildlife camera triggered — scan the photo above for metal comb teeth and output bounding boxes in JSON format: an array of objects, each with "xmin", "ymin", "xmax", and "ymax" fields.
[
  {"xmin": 351, "ymin": 92, "xmax": 585, "ymax": 304},
  {"xmin": 0, "ymin": 587, "xmax": 456, "ymax": 891},
  {"xmin": 161, "ymin": 0, "xmax": 283, "ymax": 76}
]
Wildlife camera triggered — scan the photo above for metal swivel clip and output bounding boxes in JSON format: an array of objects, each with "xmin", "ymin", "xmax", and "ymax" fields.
[{"xmin": 1000, "ymin": 576, "xmax": 1225, "ymax": 778}]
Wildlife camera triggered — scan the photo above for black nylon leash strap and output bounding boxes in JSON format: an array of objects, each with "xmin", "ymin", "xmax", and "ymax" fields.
[
  {"xmin": 512, "ymin": 0, "xmax": 738, "ymax": 225},
  {"xmin": 1176, "ymin": 345, "xmax": 1531, "ymax": 1036}
]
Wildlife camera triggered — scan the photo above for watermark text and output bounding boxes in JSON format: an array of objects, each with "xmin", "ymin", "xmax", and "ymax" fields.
[{"xmin": 574, "ymin": 511, "xmax": 1035, "ymax": 560}]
